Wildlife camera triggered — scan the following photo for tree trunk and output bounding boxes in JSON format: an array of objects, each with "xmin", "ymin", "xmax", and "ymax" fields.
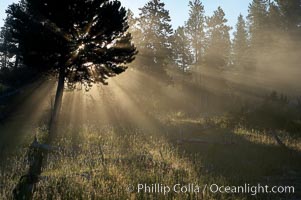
[
  {"xmin": 49, "ymin": 66, "xmax": 65, "ymax": 137},
  {"xmin": 14, "ymin": 54, "xmax": 19, "ymax": 68},
  {"xmin": 195, "ymin": 41, "xmax": 198, "ymax": 64},
  {"xmin": 13, "ymin": 67, "xmax": 65, "ymax": 199},
  {"xmin": 3, "ymin": 50, "xmax": 7, "ymax": 68}
]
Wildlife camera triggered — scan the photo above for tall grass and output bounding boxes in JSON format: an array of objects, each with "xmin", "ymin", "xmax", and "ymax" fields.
[{"xmin": 1, "ymin": 120, "xmax": 300, "ymax": 199}]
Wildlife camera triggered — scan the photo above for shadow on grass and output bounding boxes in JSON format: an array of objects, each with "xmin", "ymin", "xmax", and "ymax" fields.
[{"xmin": 167, "ymin": 126, "xmax": 301, "ymax": 199}]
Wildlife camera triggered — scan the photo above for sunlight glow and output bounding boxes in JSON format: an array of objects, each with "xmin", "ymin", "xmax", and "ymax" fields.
[{"xmin": 77, "ymin": 43, "xmax": 85, "ymax": 51}]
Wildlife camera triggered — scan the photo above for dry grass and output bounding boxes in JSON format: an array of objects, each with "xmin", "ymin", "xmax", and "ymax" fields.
[{"xmin": 1, "ymin": 114, "xmax": 300, "ymax": 199}]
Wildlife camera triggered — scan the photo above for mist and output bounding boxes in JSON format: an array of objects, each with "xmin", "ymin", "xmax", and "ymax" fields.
[{"xmin": 0, "ymin": 0, "xmax": 301, "ymax": 199}]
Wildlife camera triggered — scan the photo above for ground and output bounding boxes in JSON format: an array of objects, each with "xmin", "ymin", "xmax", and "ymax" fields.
[{"xmin": 0, "ymin": 71, "xmax": 300, "ymax": 199}]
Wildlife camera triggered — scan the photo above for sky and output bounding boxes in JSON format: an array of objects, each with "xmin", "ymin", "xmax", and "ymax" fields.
[{"xmin": 0, "ymin": 0, "xmax": 252, "ymax": 31}]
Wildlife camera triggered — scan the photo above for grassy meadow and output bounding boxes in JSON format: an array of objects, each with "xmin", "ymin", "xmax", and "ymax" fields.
[
  {"xmin": 0, "ymin": 67, "xmax": 301, "ymax": 200},
  {"xmin": 1, "ymin": 106, "xmax": 300, "ymax": 199}
]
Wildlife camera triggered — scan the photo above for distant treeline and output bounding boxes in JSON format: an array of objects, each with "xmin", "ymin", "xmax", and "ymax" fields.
[
  {"xmin": 1, "ymin": 0, "xmax": 301, "ymax": 89},
  {"xmin": 126, "ymin": 0, "xmax": 301, "ymax": 91}
]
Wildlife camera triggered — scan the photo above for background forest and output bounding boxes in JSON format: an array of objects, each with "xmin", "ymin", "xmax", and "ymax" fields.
[{"xmin": 0, "ymin": 0, "xmax": 301, "ymax": 199}]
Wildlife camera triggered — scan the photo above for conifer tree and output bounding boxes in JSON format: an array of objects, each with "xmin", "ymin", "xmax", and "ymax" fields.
[
  {"xmin": 232, "ymin": 14, "xmax": 249, "ymax": 70},
  {"xmin": 172, "ymin": 26, "xmax": 193, "ymax": 73},
  {"xmin": 137, "ymin": 0, "xmax": 173, "ymax": 77},
  {"xmin": 247, "ymin": 0, "xmax": 269, "ymax": 50},
  {"xmin": 275, "ymin": 0, "xmax": 301, "ymax": 38},
  {"xmin": 205, "ymin": 7, "xmax": 231, "ymax": 68},
  {"xmin": 0, "ymin": 19, "xmax": 19, "ymax": 69},
  {"xmin": 185, "ymin": 0, "xmax": 205, "ymax": 64},
  {"xmin": 267, "ymin": 2, "xmax": 282, "ymax": 32},
  {"xmin": 0, "ymin": 27, "xmax": 9, "ymax": 69},
  {"xmin": 4, "ymin": 0, "xmax": 137, "ymax": 133},
  {"xmin": 126, "ymin": 9, "xmax": 141, "ymax": 44}
]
